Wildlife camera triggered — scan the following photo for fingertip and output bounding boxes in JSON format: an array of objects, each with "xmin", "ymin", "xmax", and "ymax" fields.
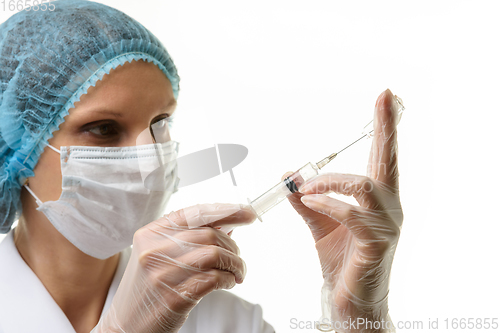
[
  {"xmin": 377, "ymin": 89, "xmax": 394, "ymax": 109},
  {"xmin": 299, "ymin": 194, "xmax": 328, "ymax": 215},
  {"xmin": 299, "ymin": 185, "xmax": 311, "ymax": 194},
  {"xmin": 281, "ymin": 171, "xmax": 294, "ymax": 181},
  {"xmin": 376, "ymin": 89, "xmax": 387, "ymax": 105},
  {"xmin": 375, "ymin": 88, "xmax": 398, "ymax": 128},
  {"xmin": 300, "ymin": 194, "xmax": 320, "ymax": 206}
]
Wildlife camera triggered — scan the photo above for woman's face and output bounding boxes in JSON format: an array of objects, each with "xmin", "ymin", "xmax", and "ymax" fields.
[{"xmin": 27, "ymin": 60, "xmax": 177, "ymax": 203}]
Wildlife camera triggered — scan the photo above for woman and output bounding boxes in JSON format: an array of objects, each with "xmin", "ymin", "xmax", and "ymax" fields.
[{"xmin": 0, "ymin": 1, "xmax": 403, "ymax": 332}]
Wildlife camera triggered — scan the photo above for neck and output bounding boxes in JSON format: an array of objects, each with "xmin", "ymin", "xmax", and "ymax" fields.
[{"xmin": 15, "ymin": 188, "xmax": 120, "ymax": 332}]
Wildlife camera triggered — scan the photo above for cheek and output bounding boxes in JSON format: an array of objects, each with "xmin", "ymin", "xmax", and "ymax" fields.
[
  {"xmin": 29, "ymin": 148, "xmax": 63, "ymax": 202},
  {"xmin": 134, "ymin": 127, "xmax": 155, "ymax": 146}
]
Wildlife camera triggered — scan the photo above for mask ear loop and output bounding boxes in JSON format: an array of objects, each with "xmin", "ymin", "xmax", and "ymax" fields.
[
  {"xmin": 47, "ymin": 144, "xmax": 61, "ymax": 154},
  {"xmin": 22, "ymin": 144, "xmax": 61, "ymax": 207},
  {"xmin": 23, "ymin": 183, "xmax": 43, "ymax": 207}
]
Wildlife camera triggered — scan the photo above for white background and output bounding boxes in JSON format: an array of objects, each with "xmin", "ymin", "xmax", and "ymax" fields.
[{"xmin": 2, "ymin": 1, "xmax": 499, "ymax": 332}]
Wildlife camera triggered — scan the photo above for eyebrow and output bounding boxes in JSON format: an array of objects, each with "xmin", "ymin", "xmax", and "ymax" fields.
[
  {"xmin": 165, "ymin": 99, "xmax": 177, "ymax": 110},
  {"xmin": 87, "ymin": 99, "xmax": 177, "ymax": 118},
  {"xmin": 91, "ymin": 110, "xmax": 124, "ymax": 118}
]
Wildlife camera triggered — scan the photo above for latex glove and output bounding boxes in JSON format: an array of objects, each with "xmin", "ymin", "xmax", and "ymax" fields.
[
  {"xmin": 91, "ymin": 203, "xmax": 257, "ymax": 333},
  {"xmin": 284, "ymin": 89, "xmax": 403, "ymax": 332}
]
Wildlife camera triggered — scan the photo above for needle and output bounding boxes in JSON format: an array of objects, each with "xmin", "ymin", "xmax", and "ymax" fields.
[{"xmin": 315, "ymin": 129, "xmax": 374, "ymax": 170}]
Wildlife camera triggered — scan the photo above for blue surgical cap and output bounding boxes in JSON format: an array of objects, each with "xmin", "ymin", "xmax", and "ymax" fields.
[{"xmin": 0, "ymin": 0, "xmax": 180, "ymax": 233}]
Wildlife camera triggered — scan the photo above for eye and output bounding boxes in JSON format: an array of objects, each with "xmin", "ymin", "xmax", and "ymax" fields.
[
  {"xmin": 154, "ymin": 118, "xmax": 167, "ymax": 128},
  {"xmin": 87, "ymin": 122, "xmax": 119, "ymax": 137},
  {"xmin": 150, "ymin": 114, "xmax": 172, "ymax": 143}
]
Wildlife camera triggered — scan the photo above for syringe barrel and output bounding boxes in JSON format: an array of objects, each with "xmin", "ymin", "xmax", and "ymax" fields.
[{"xmin": 249, "ymin": 162, "xmax": 320, "ymax": 220}]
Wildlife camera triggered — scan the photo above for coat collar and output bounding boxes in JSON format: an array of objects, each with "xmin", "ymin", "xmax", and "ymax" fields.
[{"xmin": 0, "ymin": 227, "xmax": 131, "ymax": 333}]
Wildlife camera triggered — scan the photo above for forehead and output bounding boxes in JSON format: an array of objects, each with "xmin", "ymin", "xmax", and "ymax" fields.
[{"xmin": 70, "ymin": 60, "xmax": 176, "ymax": 117}]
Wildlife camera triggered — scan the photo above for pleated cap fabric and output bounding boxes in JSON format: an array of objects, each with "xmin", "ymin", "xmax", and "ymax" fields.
[{"xmin": 0, "ymin": 0, "xmax": 181, "ymax": 233}]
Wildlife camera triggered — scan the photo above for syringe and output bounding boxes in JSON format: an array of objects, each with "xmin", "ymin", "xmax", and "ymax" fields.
[{"xmin": 248, "ymin": 95, "xmax": 405, "ymax": 222}]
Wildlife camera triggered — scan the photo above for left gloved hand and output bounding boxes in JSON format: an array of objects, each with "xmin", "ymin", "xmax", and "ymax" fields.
[{"xmin": 283, "ymin": 89, "xmax": 403, "ymax": 332}]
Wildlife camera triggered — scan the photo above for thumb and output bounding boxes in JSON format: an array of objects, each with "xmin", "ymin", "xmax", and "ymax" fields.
[
  {"xmin": 280, "ymin": 171, "xmax": 294, "ymax": 182},
  {"xmin": 281, "ymin": 172, "xmax": 340, "ymax": 242},
  {"xmin": 281, "ymin": 171, "xmax": 316, "ymax": 212}
]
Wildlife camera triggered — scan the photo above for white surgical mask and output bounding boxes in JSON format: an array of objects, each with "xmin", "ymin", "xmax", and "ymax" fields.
[{"xmin": 24, "ymin": 140, "xmax": 180, "ymax": 260}]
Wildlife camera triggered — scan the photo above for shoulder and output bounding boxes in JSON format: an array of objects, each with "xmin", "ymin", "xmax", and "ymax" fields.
[{"xmin": 185, "ymin": 290, "xmax": 274, "ymax": 333}]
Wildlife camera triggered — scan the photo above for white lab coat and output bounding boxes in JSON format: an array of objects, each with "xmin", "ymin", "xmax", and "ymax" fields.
[{"xmin": 0, "ymin": 228, "xmax": 274, "ymax": 333}]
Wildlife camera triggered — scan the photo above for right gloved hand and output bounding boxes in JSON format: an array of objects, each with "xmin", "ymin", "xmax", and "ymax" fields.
[{"xmin": 91, "ymin": 203, "xmax": 257, "ymax": 333}]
